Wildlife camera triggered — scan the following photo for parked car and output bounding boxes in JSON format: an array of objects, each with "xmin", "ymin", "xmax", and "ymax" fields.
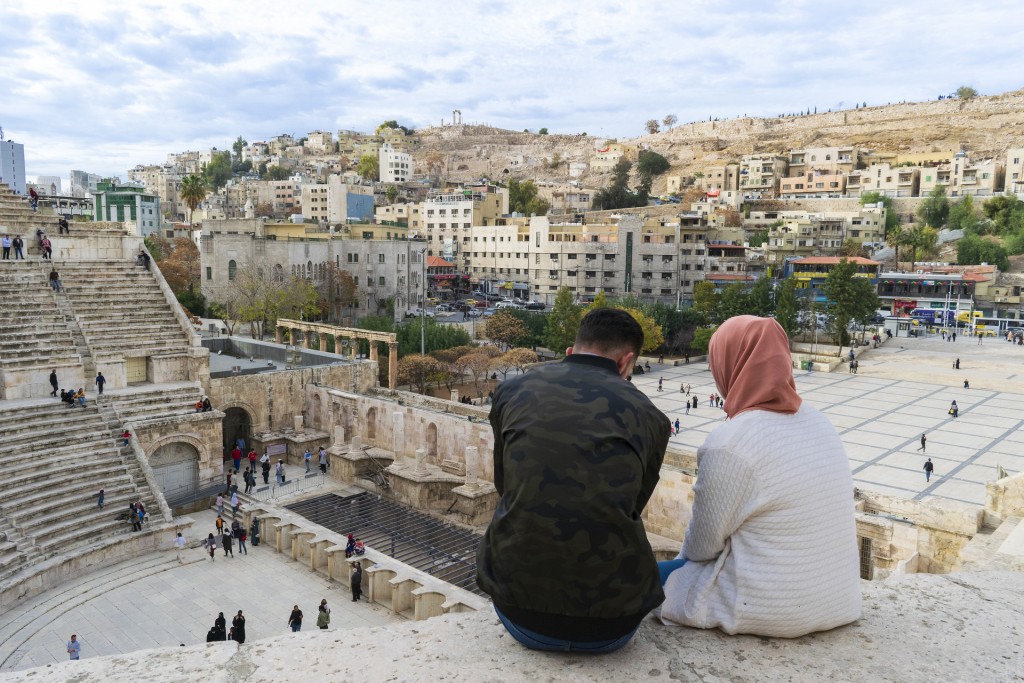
[
  {"xmin": 435, "ymin": 304, "xmax": 454, "ymax": 313},
  {"xmin": 482, "ymin": 308, "xmax": 497, "ymax": 317},
  {"xmin": 466, "ymin": 308, "xmax": 482, "ymax": 318},
  {"xmin": 405, "ymin": 308, "xmax": 435, "ymax": 319},
  {"xmin": 425, "ymin": 297, "xmax": 440, "ymax": 305},
  {"xmin": 525, "ymin": 302, "xmax": 546, "ymax": 311},
  {"xmin": 496, "ymin": 301, "xmax": 522, "ymax": 310}
]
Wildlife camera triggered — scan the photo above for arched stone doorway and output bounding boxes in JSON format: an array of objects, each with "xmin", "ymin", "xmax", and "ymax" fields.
[
  {"xmin": 222, "ymin": 407, "xmax": 253, "ymax": 458},
  {"xmin": 150, "ymin": 442, "xmax": 200, "ymax": 503}
]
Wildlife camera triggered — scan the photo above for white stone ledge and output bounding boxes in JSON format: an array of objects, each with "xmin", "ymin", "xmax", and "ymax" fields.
[{"xmin": 5, "ymin": 571, "xmax": 1022, "ymax": 682}]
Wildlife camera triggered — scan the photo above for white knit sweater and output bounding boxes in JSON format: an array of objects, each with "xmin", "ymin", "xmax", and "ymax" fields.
[{"xmin": 659, "ymin": 404, "xmax": 861, "ymax": 637}]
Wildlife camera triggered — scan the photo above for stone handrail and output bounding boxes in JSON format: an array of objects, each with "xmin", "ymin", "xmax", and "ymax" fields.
[{"xmin": 143, "ymin": 243, "xmax": 202, "ymax": 348}]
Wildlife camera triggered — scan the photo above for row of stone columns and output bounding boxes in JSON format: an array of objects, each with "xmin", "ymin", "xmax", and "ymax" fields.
[{"xmin": 274, "ymin": 325, "xmax": 399, "ymax": 389}]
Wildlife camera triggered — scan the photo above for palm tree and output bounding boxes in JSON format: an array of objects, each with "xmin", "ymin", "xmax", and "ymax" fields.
[{"xmin": 179, "ymin": 174, "xmax": 208, "ymax": 225}]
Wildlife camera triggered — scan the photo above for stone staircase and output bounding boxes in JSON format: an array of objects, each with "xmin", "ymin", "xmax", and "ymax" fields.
[
  {"xmin": 0, "ymin": 184, "xmax": 58, "ymax": 239},
  {"xmin": 106, "ymin": 382, "xmax": 207, "ymax": 428},
  {"xmin": 57, "ymin": 259, "xmax": 193, "ymax": 360},
  {"xmin": 0, "ymin": 400, "xmax": 161, "ymax": 582},
  {"xmin": 0, "ymin": 262, "xmax": 85, "ymax": 399}
]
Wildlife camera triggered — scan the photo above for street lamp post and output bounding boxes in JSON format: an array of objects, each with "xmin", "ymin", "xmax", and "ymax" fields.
[{"xmin": 419, "ymin": 248, "xmax": 427, "ymax": 355}]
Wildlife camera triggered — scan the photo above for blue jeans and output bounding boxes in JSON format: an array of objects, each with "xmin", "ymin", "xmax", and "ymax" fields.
[
  {"xmin": 493, "ymin": 606, "xmax": 637, "ymax": 654},
  {"xmin": 658, "ymin": 558, "xmax": 687, "ymax": 585},
  {"xmin": 290, "ymin": 624, "xmax": 301, "ymax": 632}
]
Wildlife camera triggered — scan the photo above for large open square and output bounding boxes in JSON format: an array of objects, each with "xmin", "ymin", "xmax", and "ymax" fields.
[{"xmin": 634, "ymin": 330, "xmax": 1024, "ymax": 507}]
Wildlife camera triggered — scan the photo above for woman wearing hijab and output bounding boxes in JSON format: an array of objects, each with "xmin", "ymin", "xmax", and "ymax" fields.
[{"xmin": 659, "ymin": 316, "xmax": 861, "ymax": 638}]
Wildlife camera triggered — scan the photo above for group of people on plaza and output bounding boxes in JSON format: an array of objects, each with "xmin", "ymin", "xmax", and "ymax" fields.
[{"xmin": 206, "ymin": 611, "xmax": 246, "ymax": 644}]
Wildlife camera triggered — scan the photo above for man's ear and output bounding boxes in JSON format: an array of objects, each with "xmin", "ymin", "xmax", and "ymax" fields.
[
  {"xmin": 616, "ymin": 350, "xmax": 636, "ymax": 379},
  {"xmin": 566, "ymin": 346, "xmax": 574, "ymax": 356}
]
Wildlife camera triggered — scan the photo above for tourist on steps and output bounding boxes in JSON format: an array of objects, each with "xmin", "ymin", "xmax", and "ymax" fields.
[{"xmin": 658, "ymin": 316, "xmax": 861, "ymax": 638}]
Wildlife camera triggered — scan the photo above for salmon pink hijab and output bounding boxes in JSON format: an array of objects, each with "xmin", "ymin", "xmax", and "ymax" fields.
[{"xmin": 708, "ymin": 315, "xmax": 802, "ymax": 419}]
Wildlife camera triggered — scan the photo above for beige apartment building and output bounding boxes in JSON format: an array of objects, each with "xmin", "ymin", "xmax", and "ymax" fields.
[
  {"xmin": 846, "ymin": 163, "xmax": 920, "ymax": 198},
  {"xmin": 787, "ymin": 146, "xmax": 859, "ymax": 176},
  {"xmin": 739, "ymin": 155, "xmax": 788, "ymax": 196},
  {"xmin": 590, "ymin": 143, "xmax": 639, "ymax": 174},
  {"xmin": 698, "ymin": 164, "xmax": 740, "ymax": 192},
  {"xmin": 779, "ymin": 171, "xmax": 847, "ymax": 198},
  {"xmin": 754, "ymin": 207, "xmax": 886, "ymax": 264},
  {"xmin": 254, "ymin": 180, "xmax": 299, "ymax": 215},
  {"xmin": 1005, "ymin": 149, "xmax": 1024, "ymax": 195},
  {"xmin": 948, "ymin": 152, "xmax": 1004, "ymax": 197},
  {"xmin": 304, "ymin": 130, "xmax": 334, "ymax": 153}
]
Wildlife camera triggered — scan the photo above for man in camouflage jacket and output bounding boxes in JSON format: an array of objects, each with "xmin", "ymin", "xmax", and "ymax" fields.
[{"xmin": 477, "ymin": 308, "xmax": 670, "ymax": 652}]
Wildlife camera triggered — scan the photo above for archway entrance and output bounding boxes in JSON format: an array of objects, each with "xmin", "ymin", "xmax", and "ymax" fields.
[
  {"xmin": 151, "ymin": 442, "xmax": 200, "ymax": 504},
  {"xmin": 222, "ymin": 407, "xmax": 253, "ymax": 458}
]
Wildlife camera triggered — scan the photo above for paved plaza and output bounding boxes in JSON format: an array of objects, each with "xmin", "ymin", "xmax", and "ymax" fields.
[
  {"xmin": 635, "ymin": 330, "xmax": 1024, "ymax": 507},
  {"xmin": 0, "ymin": 505, "xmax": 402, "ymax": 673}
]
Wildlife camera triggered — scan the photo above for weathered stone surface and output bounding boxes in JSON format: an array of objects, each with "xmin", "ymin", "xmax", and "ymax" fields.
[{"xmin": 6, "ymin": 571, "xmax": 1022, "ymax": 683}]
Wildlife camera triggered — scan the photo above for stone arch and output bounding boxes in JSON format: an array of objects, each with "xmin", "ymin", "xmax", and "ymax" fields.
[
  {"xmin": 147, "ymin": 438, "xmax": 202, "ymax": 504},
  {"xmin": 307, "ymin": 260, "xmax": 313, "ymax": 279},
  {"xmin": 425, "ymin": 423, "xmax": 438, "ymax": 464},
  {"xmin": 273, "ymin": 264, "xmax": 284, "ymax": 282},
  {"xmin": 366, "ymin": 406, "xmax": 377, "ymax": 441},
  {"xmin": 222, "ymin": 405, "xmax": 255, "ymax": 457}
]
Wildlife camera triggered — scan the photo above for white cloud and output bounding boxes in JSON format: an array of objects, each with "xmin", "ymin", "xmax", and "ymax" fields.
[{"xmin": 2, "ymin": 0, "xmax": 1022, "ymax": 178}]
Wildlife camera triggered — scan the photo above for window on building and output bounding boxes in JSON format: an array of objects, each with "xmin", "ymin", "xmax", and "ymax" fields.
[
  {"xmin": 205, "ymin": 266, "xmax": 212, "ymax": 280},
  {"xmin": 228, "ymin": 260, "xmax": 237, "ymax": 281}
]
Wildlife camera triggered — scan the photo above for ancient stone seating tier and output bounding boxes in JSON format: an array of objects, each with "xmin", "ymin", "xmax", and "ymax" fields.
[
  {"xmin": 109, "ymin": 382, "xmax": 207, "ymax": 428},
  {"xmin": 56, "ymin": 260, "xmax": 192, "ymax": 359},
  {"xmin": 0, "ymin": 184, "xmax": 59, "ymax": 237},
  {"xmin": 0, "ymin": 263, "xmax": 85, "ymax": 398},
  {"xmin": 0, "ymin": 401, "xmax": 158, "ymax": 581}
]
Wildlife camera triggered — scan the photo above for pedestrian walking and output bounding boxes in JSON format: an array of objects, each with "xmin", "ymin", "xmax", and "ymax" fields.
[
  {"xmin": 276, "ymin": 460, "xmax": 285, "ymax": 485},
  {"xmin": 66, "ymin": 634, "xmax": 81, "ymax": 660},
  {"xmin": 952, "ymin": 331, "xmax": 957, "ymax": 342},
  {"xmin": 94, "ymin": 372, "xmax": 105, "ymax": 395},
  {"xmin": 954, "ymin": 358, "xmax": 960, "ymax": 370},
  {"xmin": 949, "ymin": 400, "xmax": 959, "ymax": 418},
  {"xmin": 924, "ymin": 458, "xmax": 934, "ymax": 482},
  {"xmin": 657, "ymin": 378, "xmax": 663, "ymax": 392},
  {"xmin": 288, "ymin": 606, "xmax": 303, "ymax": 632},
  {"xmin": 216, "ymin": 494, "xmax": 224, "ymax": 517},
  {"xmin": 964, "ymin": 380, "xmax": 970, "ymax": 389},
  {"xmin": 174, "ymin": 532, "xmax": 187, "ymax": 564},
  {"xmin": 917, "ymin": 434, "xmax": 927, "ymax": 452},
  {"xmin": 319, "ymin": 445, "xmax": 328, "ymax": 473},
  {"xmin": 978, "ymin": 332, "xmax": 983, "ymax": 345},
  {"xmin": 215, "ymin": 515, "xmax": 224, "ymax": 534},
  {"xmin": 58, "ymin": 216, "xmax": 69, "ymax": 234},
  {"xmin": 941, "ymin": 330, "xmax": 946, "ymax": 341},
  {"xmin": 674, "ymin": 418, "xmax": 680, "ymax": 434},
  {"xmin": 685, "ymin": 402, "xmax": 690, "ymax": 415},
  {"xmin": 262, "ymin": 459, "xmax": 271, "ymax": 485},
  {"xmin": 40, "ymin": 235, "xmax": 51, "ymax": 259},
  {"xmin": 247, "ymin": 448, "xmax": 258, "ymax": 471},
  {"xmin": 351, "ymin": 562, "xmax": 363, "ymax": 601},
  {"xmin": 97, "ymin": 489, "xmax": 104, "ymax": 510},
  {"xmin": 231, "ymin": 445, "xmax": 242, "ymax": 473},
  {"xmin": 238, "ymin": 528, "xmax": 248, "ymax": 555},
  {"xmin": 852, "ymin": 359, "xmax": 859, "ymax": 374},
  {"xmin": 317, "ymin": 605, "xmax": 330, "ymax": 629},
  {"xmin": 232, "ymin": 611, "xmax": 246, "ymax": 643},
  {"xmin": 692, "ymin": 395, "xmax": 698, "ymax": 410},
  {"xmin": 222, "ymin": 530, "xmax": 234, "ymax": 557},
  {"xmin": 49, "ymin": 369, "xmax": 58, "ymax": 397},
  {"xmin": 205, "ymin": 533, "xmax": 217, "ymax": 561},
  {"xmin": 230, "ymin": 491, "xmax": 240, "ymax": 516},
  {"xmin": 244, "ymin": 469, "xmax": 254, "ymax": 494},
  {"xmin": 304, "ymin": 448, "xmax": 312, "ymax": 473}
]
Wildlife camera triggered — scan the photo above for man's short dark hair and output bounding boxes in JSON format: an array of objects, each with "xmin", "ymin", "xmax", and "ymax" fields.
[{"xmin": 575, "ymin": 308, "xmax": 644, "ymax": 357}]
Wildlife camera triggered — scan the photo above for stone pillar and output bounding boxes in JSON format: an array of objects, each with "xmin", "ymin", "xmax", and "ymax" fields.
[
  {"xmin": 415, "ymin": 447, "xmax": 427, "ymax": 475},
  {"xmin": 319, "ymin": 333, "xmax": 327, "ymax": 352},
  {"xmin": 388, "ymin": 342, "xmax": 399, "ymax": 389},
  {"xmin": 333, "ymin": 425, "xmax": 345, "ymax": 445},
  {"xmin": 303, "ymin": 328, "xmax": 312, "ymax": 349},
  {"xmin": 451, "ymin": 390, "xmax": 459, "ymax": 403},
  {"xmin": 464, "ymin": 446, "xmax": 479, "ymax": 487},
  {"xmin": 275, "ymin": 326, "xmax": 283, "ymax": 344},
  {"xmin": 294, "ymin": 415, "xmax": 304, "ymax": 433},
  {"xmin": 392, "ymin": 411, "xmax": 404, "ymax": 458},
  {"xmin": 369, "ymin": 340, "xmax": 378, "ymax": 363},
  {"xmin": 351, "ymin": 435, "xmax": 362, "ymax": 451}
]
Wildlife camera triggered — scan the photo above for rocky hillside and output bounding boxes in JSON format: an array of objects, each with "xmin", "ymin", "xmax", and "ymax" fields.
[{"xmin": 413, "ymin": 89, "xmax": 1024, "ymax": 192}]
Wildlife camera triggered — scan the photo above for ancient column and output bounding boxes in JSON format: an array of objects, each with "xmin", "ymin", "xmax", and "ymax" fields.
[
  {"xmin": 388, "ymin": 342, "xmax": 399, "ymax": 389},
  {"xmin": 275, "ymin": 326, "xmax": 283, "ymax": 344},
  {"xmin": 415, "ymin": 447, "xmax": 427, "ymax": 475},
  {"xmin": 303, "ymin": 328, "xmax": 312, "ymax": 349},
  {"xmin": 294, "ymin": 415, "xmax": 304, "ymax": 433},
  {"xmin": 350, "ymin": 435, "xmax": 362, "ymax": 451},
  {"xmin": 369, "ymin": 339, "xmax": 378, "ymax": 363},
  {"xmin": 392, "ymin": 411, "xmax": 404, "ymax": 458},
  {"xmin": 319, "ymin": 332, "xmax": 327, "ymax": 352},
  {"xmin": 333, "ymin": 425, "xmax": 345, "ymax": 446}
]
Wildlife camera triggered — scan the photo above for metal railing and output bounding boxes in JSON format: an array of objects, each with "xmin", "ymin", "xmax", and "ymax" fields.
[{"xmin": 248, "ymin": 471, "xmax": 327, "ymax": 501}]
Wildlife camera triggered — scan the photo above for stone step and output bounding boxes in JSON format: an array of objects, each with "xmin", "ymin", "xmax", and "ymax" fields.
[
  {"xmin": 4, "ymin": 478, "xmax": 137, "ymax": 520},
  {"xmin": 17, "ymin": 486, "xmax": 143, "ymax": 536}
]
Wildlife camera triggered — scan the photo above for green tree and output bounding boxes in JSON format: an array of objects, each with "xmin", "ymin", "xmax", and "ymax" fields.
[
  {"xmin": 538, "ymin": 127, "xmax": 548, "ymax": 135},
  {"xmin": 179, "ymin": 174, "xmax": 207, "ymax": 225},
  {"xmin": 543, "ymin": 287, "xmax": 582, "ymax": 353},
  {"xmin": 956, "ymin": 86, "xmax": 979, "ymax": 100},
  {"xmin": 593, "ymin": 158, "xmax": 647, "ymax": 210},
  {"xmin": 392, "ymin": 317, "xmax": 471, "ymax": 357},
  {"xmin": 982, "ymin": 195, "xmax": 1024, "ymax": 234},
  {"xmin": 232, "ymin": 136, "xmax": 248, "ymax": 157},
  {"xmin": 749, "ymin": 229, "xmax": 769, "ymax": 248},
  {"xmin": 385, "ymin": 185, "xmax": 398, "ymax": 203},
  {"xmin": 774, "ymin": 276, "xmax": 799, "ymax": 339},
  {"xmin": 484, "ymin": 311, "xmax": 529, "ymax": 351},
  {"xmin": 502, "ymin": 309, "xmax": 547, "ymax": 348},
  {"xmin": 201, "ymin": 150, "xmax": 233, "ymax": 191},
  {"xmin": 398, "ymin": 354, "xmax": 441, "ymax": 394},
  {"xmin": 621, "ymin": 307, "xmax": 664, "ymax": 353},
  {"xmin": 644, "ymin": 119, "xmax": 660, "ymax": 134},
  {"xmin": 917, "ymin": 186, "xmax": 950, "ymax": 229},
  {"xmin": 507, "ymin": 179, "xmax": 551, "ymax": 216},
  {"xmin": 264, "ymin": 165, "xmax": 290, "ymax": 181},
  {"xmin": 588, "ymin": 291, "xmax": 609, "ymax": 310},
  {"xmin": 692, "ymin": 281, "xmax": 720, "ymax": 324},
  {"xmin": 662, "ymin": 114, "xmax": 678, "ymax": 130},
  {"xmin": 948, "ymin": 195, "xmax": 982, "ymax": 234},
  {"xmin": 906, "ymin": 222, "xmax": 939, "ymax": 271},
  {"xmin": 690, "ymin": 326, "xmax": 717, "ymax": 354},
  {"xmin": 860, "ymin": 191, "xmax": 900, "ymax": 235},
  {"xmin": 823, "ymin": 259, "xmax": 879, "ymax": 348},
  {"xmin": 719, "ymin": 283, "xmax": 750, "ymax": 320},
  {"xmin": 356, "ymin": 154, "xmax": 380, "ymax": 181},
  {"xmin": 636, "ymin": 150, "xmax": 670, "ymax": 194},
  {"xmin": 747, "ymin": 276, "xmax": 775, "ymax": 317},
  {"xmin": 956, "ymin": 234, "xmax": 1010, "ymax": 271}
]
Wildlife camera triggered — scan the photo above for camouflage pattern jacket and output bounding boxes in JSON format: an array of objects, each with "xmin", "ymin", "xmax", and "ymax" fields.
[{"xmin": 476, "ymin": 353, "xmax": 669, "ymax": 639}]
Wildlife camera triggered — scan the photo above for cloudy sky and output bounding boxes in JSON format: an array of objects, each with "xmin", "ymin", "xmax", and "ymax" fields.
[{"xmin": 3, "ymin": 0, "xmax": 1022, "ymax": 180}]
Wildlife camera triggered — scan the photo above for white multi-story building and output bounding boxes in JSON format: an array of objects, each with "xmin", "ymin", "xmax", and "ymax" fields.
[
  {"xmin": 70, "ymin": 170, "xmax": 103, "ymax": 198},
  {"xmin": 1005, "ymin": 148, "xmax": 1024, "ymax": 195},
  {"xmin": 0, "ymin": 140, "xmax": 26, "ymax": 195},
  {"xmin": 379, "ymin": 143, "xmax": 412, "ymax": 184},
  {"xmin": 301, "ymin": 176, "xmax": 375, "ymax": 224}
]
